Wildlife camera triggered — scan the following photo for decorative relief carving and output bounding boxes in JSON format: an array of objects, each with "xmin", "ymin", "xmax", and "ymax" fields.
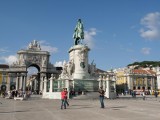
[
  {"xmin": 42, "ymin": 57, "xmax": 47, "ymax": 67},
  {"xmin": 78, "ymin": 47, "xmax": 87, "ymax": 62},
  {"xmin": 25, "ymin": 55, "xmax": 41, "ymax": 65},
  {"xmin": 19, "ymin": 54, "xmax": 25, "ymax": 65}
]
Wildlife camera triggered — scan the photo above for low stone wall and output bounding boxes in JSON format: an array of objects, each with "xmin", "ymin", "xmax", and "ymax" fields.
[{"xmin": 42, "ymin": 92, "xmax": 61, "ymax": 99}]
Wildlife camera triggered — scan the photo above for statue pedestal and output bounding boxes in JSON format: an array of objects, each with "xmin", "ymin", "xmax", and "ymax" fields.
[
  {"xmin": 73, "ymin": 79, "xmax": 99, "ymax": 92},
  {"xmin": 68, "ymin": 45, "xmax": 99, "ymax": 92},
  {"xmin": 69, "ymin": 45, "xmax": 90, "ymax": 79}
]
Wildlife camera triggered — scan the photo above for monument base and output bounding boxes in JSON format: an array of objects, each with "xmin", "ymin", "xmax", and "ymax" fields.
[
  {"xmin": 73, "ymin": 72, "xmax": 90, "ymax": 79},
  {"xmin": 73, "ymin": 79, "xmax": 99, "ymax": 92},
  {"xmin": 69, "ymin": 44, "xmax": 90, "ymax": 80}
]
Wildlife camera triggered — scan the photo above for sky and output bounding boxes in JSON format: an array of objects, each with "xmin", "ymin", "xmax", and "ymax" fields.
[{"xmin": 0, "ymin": 0, "xmax": 160, "ymax": 72}]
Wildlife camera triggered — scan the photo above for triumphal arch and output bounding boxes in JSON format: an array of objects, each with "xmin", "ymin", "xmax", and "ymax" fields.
[{"xmin": 8, "ymin": 40, "xmax": 57, "ymax": 92}]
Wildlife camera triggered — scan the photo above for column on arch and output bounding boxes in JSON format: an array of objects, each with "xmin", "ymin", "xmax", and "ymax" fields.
[
  {"xmin": 34, "ymin": 78, "xmax": 37, "ymax": 91},
  {"xmin": 49, "ymin": 76, "xmax": 53, "ymax": 93},
  {"xmin": 43, "ymin": 76, "xmax": 47, "ymax": 93},
  {"xmin": 40, "ymin": 73, "xmax": 46, "ymax": 92},
  {"xmin": 40, "ymin": 75, "xmax": 44, "ymax": 92},
  {"xmin": 7, "ymin": 73, "xmax": 12, "ymax": 91},
  {"xmin": 22, "ymin": 73, "xmax": 27, "ymax": 91},
  {"xmin": 19, "ymin": 74, "xmax": 23, "ymax": 90},
  {"xmin": 16, "ymin": 73, "xmax": 20, "ymax": 90}
]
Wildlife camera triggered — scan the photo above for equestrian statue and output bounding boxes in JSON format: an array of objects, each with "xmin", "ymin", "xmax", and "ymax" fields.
[{"xmin": 73, "ymin": 19, "xmax": 84, "ymax": 45}]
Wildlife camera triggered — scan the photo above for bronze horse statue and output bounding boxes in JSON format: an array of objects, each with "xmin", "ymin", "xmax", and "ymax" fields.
[{"xmin": 73, "ymin": 19, "xmax": 84, "ymax": 45}]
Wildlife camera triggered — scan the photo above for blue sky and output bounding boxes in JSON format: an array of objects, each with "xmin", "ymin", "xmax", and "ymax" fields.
[{"xmin": 0, "ymin": 0, "xmax": 160, "ymax": 71}]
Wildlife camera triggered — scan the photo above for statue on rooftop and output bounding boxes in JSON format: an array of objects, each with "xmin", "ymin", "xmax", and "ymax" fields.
[
  {"xmin": 73, "ymin": 19, "xmax": 84, "ymax": 45},
  {"xmin": 28, "ymin": 40, "xmax": 41, "ymax": 50}
]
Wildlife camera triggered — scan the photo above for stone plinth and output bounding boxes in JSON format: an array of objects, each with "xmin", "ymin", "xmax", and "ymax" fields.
[
  {"xmin": 69, "ymin": 45, "xmax": 90, "ymax": 79},
  {"xmin": 73, "ymin": 79, "xmax": 99, "ymax": 92}
]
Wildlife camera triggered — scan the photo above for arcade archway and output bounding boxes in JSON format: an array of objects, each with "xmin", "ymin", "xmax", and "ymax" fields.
[
  {"xmin": 27, "ymin": 65, "xmax": 39, "ymax": 93},
  {"xmin": 8, "ymin": 40, "xmax": 58, "ymax": 93}
]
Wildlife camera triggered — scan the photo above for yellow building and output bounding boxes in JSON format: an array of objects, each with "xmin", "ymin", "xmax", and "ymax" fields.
[
  {"xmin": 116, "ymin": 71, "xmax": 127, "ymax": 85},
  {"xmin": 116, "ymin": 69, "xmax": 128, "ymax": 94},
  {"xmin": 116, "ymin": 68, "xmax": 156, "ymax": 94},
  {"xmin": 0, "ymin": 64, "xmax": 9, "ymax": 91}
]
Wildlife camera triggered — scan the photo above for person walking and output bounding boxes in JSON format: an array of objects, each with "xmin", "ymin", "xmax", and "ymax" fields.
[
  {"xmin": 61, "ymin": 88, "xmax": 67, "ymax": 109},
  {"xmin": 155, "ymin": 91, "xmax": 158, "ymax": 101},
  {"xmin": 98, "ymin": 87, "xmax": 105, "ymax": 108},
  {"xmin": 155, "ymin": 91, "xmax": 158, "ymax": 98},
  {"xmin": 142, "ymin": 91, "xmax": 145, "ymax": 101},
  {"xmin": 64, "ymin": 88, "xmax": 69, "ymax": 106}
]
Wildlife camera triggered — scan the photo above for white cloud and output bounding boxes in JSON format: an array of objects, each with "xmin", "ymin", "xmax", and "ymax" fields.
[
  {"xmin": 0, "ymin": 55, "xmax": 18, "ymax": 65},
  {"xmin": 41, "ymin": 45, "xmax": 58, "ymax": 53},
  {"xmin": 0, "ymin": 48, "xmax": 9, "ymax": 53},
  {"xmin": 54, "ymin": 61, "xmax": 63, "ymax": 67},
  {"xmin": 39, "ymin": 40, "xmax": 58, "ymax": 54},
  {"xmin": 140, "ymin": 12, "xmax": 160, "ymax": 40},
  {"xmin": 39, "ymin": 40, "xmax": 49, "ymax": 45},
  {"xmin": 141, "ymin": 47, "xmax": 151, "ymax": 55},
  {"xmin": 27, "ymin": 67, "xmax": 38, "ymax": 76},
  {"xmin": 84, "ymin": 28, "xmax": 98, "ymax": 48}
]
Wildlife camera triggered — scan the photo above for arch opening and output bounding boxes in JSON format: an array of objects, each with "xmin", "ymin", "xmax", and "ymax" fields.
[{"xmin": 27, "ymin": 65, "xmax": 40, "ymax": 94}]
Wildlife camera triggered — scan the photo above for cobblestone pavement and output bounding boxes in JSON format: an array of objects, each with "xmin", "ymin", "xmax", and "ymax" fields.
[{"xmin": 0, "ymin": 95, "xmax": 160, "ymax": 120}]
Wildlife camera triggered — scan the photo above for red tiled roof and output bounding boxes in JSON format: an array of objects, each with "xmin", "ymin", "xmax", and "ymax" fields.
[{"xmin": 131, "ymin": 69, "xmax": 156, "ymax": 75}]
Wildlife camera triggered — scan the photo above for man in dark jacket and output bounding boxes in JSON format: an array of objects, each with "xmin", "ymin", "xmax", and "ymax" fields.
[{"xmin": 99, "ymin": 87, "xmax": 105, "ymax": 108}]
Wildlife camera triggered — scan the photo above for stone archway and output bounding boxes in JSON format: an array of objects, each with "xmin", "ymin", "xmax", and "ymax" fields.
[
  {"xmin": 8, "ymin": 40, "xmax": 57, "ymax": 93},
  {"xmin": 27, "ymin": 64, "xmax": 40, "ymax": 93}
]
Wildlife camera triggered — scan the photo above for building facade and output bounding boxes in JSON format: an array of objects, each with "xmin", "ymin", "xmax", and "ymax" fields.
[
  {"xmin": 0, "ymin": 64, "xmax": 10, "ymax": 92},
  {"xmin": 152, "ymin": 67, "xmax": 160, "ymax": 91},
  {"xmin": 116, "ymin": 68, "xmax": 157, "ymax": 94}
]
